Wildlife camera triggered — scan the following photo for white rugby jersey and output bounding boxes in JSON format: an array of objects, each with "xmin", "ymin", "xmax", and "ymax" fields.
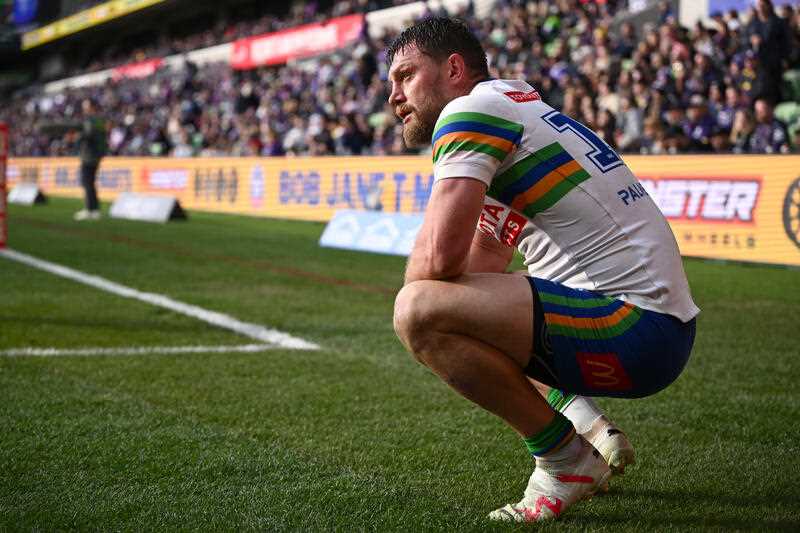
[{"xmin": 432, "ymin": 79, "xmax": 699, "ymax": 322}]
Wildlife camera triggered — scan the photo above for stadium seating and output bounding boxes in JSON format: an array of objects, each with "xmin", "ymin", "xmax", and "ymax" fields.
[{"xmin": 1, "ymin": 0, "xmax": 798, "ymax": 157}]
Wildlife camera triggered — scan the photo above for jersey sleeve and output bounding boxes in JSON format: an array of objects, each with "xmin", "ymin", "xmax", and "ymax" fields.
[{"xmin": 432, "ymin": 93, "xmax": 524, "ymax": 187}]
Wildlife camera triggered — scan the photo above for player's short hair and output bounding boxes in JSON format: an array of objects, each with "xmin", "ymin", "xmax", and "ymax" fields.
[{"xmin": 387, "ymin": 17, "xmax": 489, "ymax": 79}]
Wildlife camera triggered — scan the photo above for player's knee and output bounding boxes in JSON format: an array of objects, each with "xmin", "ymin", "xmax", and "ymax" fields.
[{"xmin": 393, "ymin": 281, "xmax": 439, "ymax": 359}]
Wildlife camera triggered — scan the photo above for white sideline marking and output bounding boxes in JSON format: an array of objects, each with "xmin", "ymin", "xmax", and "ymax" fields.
[
  {"xmin": 0, "ymin": 344, "xmax": 275, "ymax": 357},
  {"xmin": 0, "ymin": 248, "xmax": 319, "ymax": 350}
]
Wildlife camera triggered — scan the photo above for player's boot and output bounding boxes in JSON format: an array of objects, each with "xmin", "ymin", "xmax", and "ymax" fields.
[
  {"xmin": 583, "ymin": 415, "xmax": 635, "ymax": 475},
  {"xmin": 488, "ymin": 437, "xmax": 611, "ymax": 523}
]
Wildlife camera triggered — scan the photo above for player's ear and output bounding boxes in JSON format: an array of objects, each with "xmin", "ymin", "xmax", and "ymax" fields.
[{"xmin": 445, "ymin": 53, "xmax": 467, "ymax": 83}]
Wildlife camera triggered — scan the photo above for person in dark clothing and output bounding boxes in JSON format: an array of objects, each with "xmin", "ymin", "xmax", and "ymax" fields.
[
  {"xmin": 612, "ymin": 22, "xmax": 637, "ymax": 59},
  {"xmin": 338, "ymin": 113, "xmax": 372, "ymax": 155},
  {"xmin": 746, "ymin": 0, "xmax": 791, "ymax": 103},
  {"xmin": 748, "ymin": 98, "xmax": 791, "ymax": 153},
  {"xmin": 683, "ymin": 94, "xmax": 715, "ymax": 152},
  {"xmin": 39, "ymin": 99, "xmax": 108, "ymax": 220}
]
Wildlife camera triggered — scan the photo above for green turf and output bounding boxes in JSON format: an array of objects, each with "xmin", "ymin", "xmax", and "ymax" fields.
[{"xmin": 1, "ymin": 197, "xmax": 799, "ymax": 531}]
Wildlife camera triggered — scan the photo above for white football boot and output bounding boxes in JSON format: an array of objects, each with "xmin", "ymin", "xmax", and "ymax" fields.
[
  {"xmin": 489, "ymin": 437, "xmax": 612, "ymax": 523},
  {"xmin": 584, "ymin": 415, "xmax": 635, "ymax": 475}
]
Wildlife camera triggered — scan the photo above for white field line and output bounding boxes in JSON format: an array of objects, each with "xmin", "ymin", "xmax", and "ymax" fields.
[
  {"xmin": 0, "ymin": 248, "xmax": 319, "ymax": 351},
  {"xmin": 0, "ymin": 344, "xmax": 275, "ymax": 357}
]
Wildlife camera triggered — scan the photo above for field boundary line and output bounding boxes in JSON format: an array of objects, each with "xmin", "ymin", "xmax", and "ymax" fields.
[
  {"xmin": 0, "ymin": 248, "xmax": 319, "ymax": 350},
  {"xmin": 0, "ymin": 344, "xmax": 275, "ymax": 357}
]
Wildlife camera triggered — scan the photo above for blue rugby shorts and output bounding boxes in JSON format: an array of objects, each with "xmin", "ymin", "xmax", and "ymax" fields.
[{"xmin": 524, "ymin": 276, "xmax": 696, "ymax": 398}]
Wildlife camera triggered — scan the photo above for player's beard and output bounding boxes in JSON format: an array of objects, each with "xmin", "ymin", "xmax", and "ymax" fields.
[{"xmin": 402, "ymin": 85, "xmax": 447, "ymax": 148}]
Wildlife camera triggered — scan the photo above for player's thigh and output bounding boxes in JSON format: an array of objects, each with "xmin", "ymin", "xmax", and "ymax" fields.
[{"xmin": 395, "ymin": 273, "xmax": 533, "ymax": 366}]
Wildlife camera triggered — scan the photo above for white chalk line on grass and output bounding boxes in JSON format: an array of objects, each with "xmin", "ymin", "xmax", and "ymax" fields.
[
  {"xmin": 0, "ymin": 344, "xmax": 275, "ymax": 358},
  {"xmin": 0, "ymin": 248, "xmax": 319, "ymax": 351}
]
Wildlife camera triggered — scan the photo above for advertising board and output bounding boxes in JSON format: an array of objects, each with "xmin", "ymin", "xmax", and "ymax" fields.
[{"xmin": 8, "ymin": 155, "xmax": 800, "ymax": 266}]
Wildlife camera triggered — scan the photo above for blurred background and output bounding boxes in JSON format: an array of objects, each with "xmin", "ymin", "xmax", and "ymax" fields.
[{"xmin": 0, "ymin": 0, "xmax": 798, "ymax": 159}]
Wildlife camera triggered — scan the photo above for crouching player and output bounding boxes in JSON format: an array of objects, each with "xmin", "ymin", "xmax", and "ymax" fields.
[{"xmin": 388, "ymin": 18, "xmax": 699, "ymax": 522}]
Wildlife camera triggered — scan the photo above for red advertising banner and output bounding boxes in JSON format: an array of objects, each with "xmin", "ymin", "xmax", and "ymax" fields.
[
  {"xmin": 231, "ymin": 14, "xmax": 364, "ymax": 70},
  {"xmin": 111, "ymin": 58, "xmax": 164, "ymax": 81},
  {"xmin": 0, "ymin": 123, "xmax": 7, "ymax": 248}
]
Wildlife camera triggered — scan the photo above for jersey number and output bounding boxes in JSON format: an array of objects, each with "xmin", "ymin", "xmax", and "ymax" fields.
[{"xmin": 542, "ymin": 110, "xmax": 623, "ymax": 173}]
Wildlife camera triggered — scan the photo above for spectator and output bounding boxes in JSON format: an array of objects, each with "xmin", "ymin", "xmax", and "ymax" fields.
[
  {"xmin": 714, "ymin": 85, "xmax": 741, "ymax": 132},
  {"xmin": 596, "ymin": 79, "xmax": 620, "ymax": 115},
  {"xmin": 235, "ymin": 82, "xmax": 260, "ymax": 114},
  {"xmin": 746, "ymin": 0, "xmax": 791, "ymax": 103},
  {"xmin": 613, "ymin": 21, "xmax": 637, "ymax": 59},
  {"xmin": 283, "ymin": 116, "xmax": 309, "ymax": 155},
  {"xmin": 748, "ymin": 98, "xmax": 791, "ymax": 153},
  {"xmin": 662, "ymin": 125, "xmax": 685, "ymax": 154},
  {"xmin": 595, "ymin": 108, "xmax": 617, "ymax": 149},
  {"xmin": 260, "ymin": 127, "xmax": 286, "ymax": 156},
  {"xmin": 172, "ymin": 130, "xmax": 194, "ymax": 157},
  {"xmin": 662, "ymin": 98, "xmax": 688, "ymax": 146},
  {"xmin": 615, "ymin": 96, "xmax": 644, "ymax": 152},
  {"xmin": 733, "ymin": 51, "xmax": 760, "ymax": 103},
  {"xmin": 657, "ymin": 0, "xmax": 674, "ymax": 24},
  {"xmin": 640, "ymin": 117, "xmax": 668, "ymax": 154},
  {"xmin": 730, "ymin": 108, "xmax": 755, "ymax": 153},
  {"xmin": 337, "ymin": 113, "xmax": 372, "ymax": 155},
  {"xmin": 683, "ymin": 94, "xmax": 715, "ymax": 152},
  {"xmin": 724, "ymin": 9, "xmax": 742, "ymax": 33},
  {"xmin": 710, "ymin": 126, "xmax": 732, "ymax": 153}
]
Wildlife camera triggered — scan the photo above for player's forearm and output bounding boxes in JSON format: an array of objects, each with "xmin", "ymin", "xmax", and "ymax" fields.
[
  {"xmin": 403, "ymin": 244, "xmax": 468, "ymax": 284},
  {"xmin": 402, "ymin": 179, "xmax": 487, "ymax": 284}
]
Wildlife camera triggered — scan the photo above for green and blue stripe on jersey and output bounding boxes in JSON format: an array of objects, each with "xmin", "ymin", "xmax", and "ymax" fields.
[
  {"xmin": 432, "ymin": 112, "xmax": 523, "ymax": 164},
  {"xmin": 487, "ymin": 142, "xmax": 591, "ymax": 218}
]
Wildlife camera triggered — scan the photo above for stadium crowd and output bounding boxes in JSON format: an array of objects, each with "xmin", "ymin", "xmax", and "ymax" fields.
[
  {"xmin": 2, "ymin": 0, "xmax": 799, "ymax": 158},
  {"xmin": 75, "ymin": 0, "xmax": 418, "ymax": 78}
]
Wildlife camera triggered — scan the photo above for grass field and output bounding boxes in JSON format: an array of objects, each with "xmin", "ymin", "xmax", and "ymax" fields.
[{"xmin": 2, "ymin": 197, "xmax": 799, "ymax": 531}]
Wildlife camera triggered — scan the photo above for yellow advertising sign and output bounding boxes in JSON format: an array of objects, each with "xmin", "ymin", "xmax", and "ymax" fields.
[
  {"xmin": 623, "ymin": 155, "xmax": 800, "ymax": 267},
  {"xmin": 7, "ymin": 155, "xmax": 800, "ymax": 267},
  {"xmin": 6, "ymin": 156, "xmax": 434, "ymax": 220},
  {"xmin": 22, "ymin": 0, "xmax": 165, "ymax": 50}
]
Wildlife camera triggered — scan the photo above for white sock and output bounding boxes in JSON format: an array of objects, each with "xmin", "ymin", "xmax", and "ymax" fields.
[
  {"xmin": 562, "ymin": 396, "xmax": 604, "ymax": 435},
  {"xmin": 536, "ymin": 433, "xmax": 583, "ymax": 471}
]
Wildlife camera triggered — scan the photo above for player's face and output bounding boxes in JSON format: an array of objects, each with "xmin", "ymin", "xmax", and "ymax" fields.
[{"xmin": 388, "ymin": 46, "xmax": 449, "ymax": 148}]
